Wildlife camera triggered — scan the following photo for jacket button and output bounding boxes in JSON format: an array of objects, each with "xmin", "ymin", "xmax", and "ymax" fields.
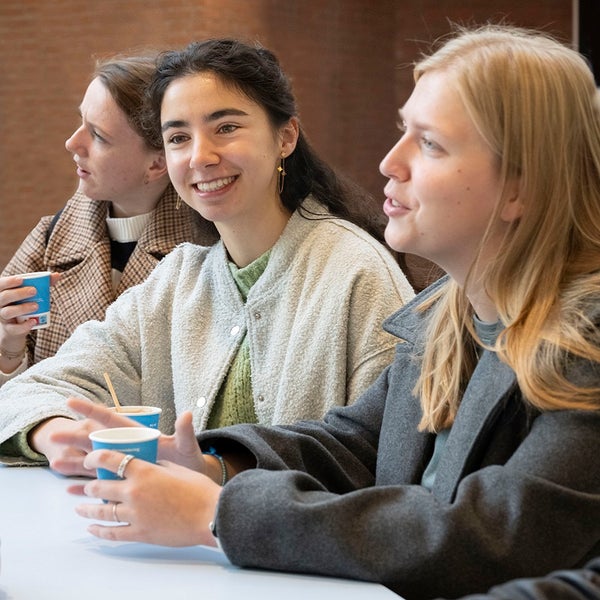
[
  {"xmin": 257, "ymin": 394, "xmax": 265, "ymax": 402},
  {"xmin": 196, "ymin": 397, "xmax": 207, "ymax": 408},
  {"xmin": 230, "ymin": 325, "xmax": 240, "ymax": 336},
  {"xmin": 254, "ymin": 312, "xmax": 261, "ymax": 319}
]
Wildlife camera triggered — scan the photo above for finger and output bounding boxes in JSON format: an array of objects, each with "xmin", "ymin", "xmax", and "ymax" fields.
[
  {"xmin": 75, "ymin": 499, "xmax": 128, "ymax": 524},
  {"xmin": 66, "ymin": 483, "xmax": 88, "ymax": 496},
  {"xmin": 83, "ymin": 448, "xmax": 127, "ymax": 473},
  {"xmin": 174, "ymin": 411, "xmax": 198, "ymax": 453},
  {"xmin": 50, "ymin": 427, "xmax": 94, "ymax": 450},
  {"xmin": 0, "ymin": 299, "xmax": 38, "ymax": 322},
  {"xmin": 86, "ymin": 523, "xmax": 136, "ymax": 542},
  {"xmin": 49, "ymin": 272, "xmax": 61, "ymax": 287},
  {"xmin": 82, "ymin": 475, "xmax": 128, "ymax": 505},
  {"xmin": 50, "ymin": 455, "xmax": 96, "ymax": 478},
  {"xmin": 0, "ymin": 318, "xmax": 33, "ymax": 335},
  {"xmin": 67, "ymin": 397, "xmax": 141, "ymax": 428},
  {"xmin": 0, "ymin": 284, "xmax": 37, "ymax": 306},
  {"xmin": 83, "ymin": 449, "xmax": 148, "ymax": 482},
  {"xmin": 0, "ymin": 275, "xmax": 24, "ymax": 293}
]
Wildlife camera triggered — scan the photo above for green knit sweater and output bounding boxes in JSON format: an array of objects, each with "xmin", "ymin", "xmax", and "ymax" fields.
[{"xmin": 206, "ymin": 250, "xmax": 271, "ymax": 429}]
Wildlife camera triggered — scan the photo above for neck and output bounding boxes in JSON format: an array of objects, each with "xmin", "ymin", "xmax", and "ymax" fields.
[
  {"xmin": 440, "ymin": 246, "xmax": 500, "ymax": 324},
  {"xmin": 218, "ymin": 202, "xmax": 292, "ymax": 268},
  {"xmin": 108, "ymin": 181, "xmax": 168, "ymax": 218},
  {"xmin": 463, "ymin": 274, "xmax": 498, "ymax": 323}
]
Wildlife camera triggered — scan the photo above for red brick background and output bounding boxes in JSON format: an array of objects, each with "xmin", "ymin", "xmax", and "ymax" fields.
[{"xmin": 0, "ymin": 1, "xmax": 572, "ymax": 269}]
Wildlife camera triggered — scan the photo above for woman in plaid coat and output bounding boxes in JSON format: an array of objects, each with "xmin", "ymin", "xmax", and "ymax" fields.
[{"xmin": 0, "ymin": 53, "xmax": 218, "ymax": 384}]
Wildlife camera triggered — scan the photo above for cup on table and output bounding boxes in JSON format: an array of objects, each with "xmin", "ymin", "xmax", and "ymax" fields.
[
  {"xmin": 88, "ymin": 427, "xmax": 161, "ymax": 481},
  {"xmin": 108, "ymin": 406, "xmax": 162, "ymax": 429},
  {"xmin": 13, "ymin": 271, "xmax": 51, "ymax": 329}
]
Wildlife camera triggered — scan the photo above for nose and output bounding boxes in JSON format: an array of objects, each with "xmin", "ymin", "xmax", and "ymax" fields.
[
  {"xmin": 65, "ymin": 125, "xmax": 87, "ymax": 156},
  {"xmin": 379, "ymin": 137, "xmax": 410, "ymax": 182},
  {"xmin": 189, "ymin": 136, "xmax": 219, "ymax": 169}
]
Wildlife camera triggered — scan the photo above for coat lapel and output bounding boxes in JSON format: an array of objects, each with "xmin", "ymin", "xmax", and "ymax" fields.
[
  {"xmin": 433, "ymin": 351, "xmax": 517, "ymax": 502},
  {"xmin": 382, "ymin": 278, "xmax": 519, "ymax": 499}
]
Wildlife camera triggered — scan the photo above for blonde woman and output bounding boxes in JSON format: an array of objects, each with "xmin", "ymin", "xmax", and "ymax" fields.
[{"xmin": 69, "ymin": 25, "xmax": 600, "ymax": 599}]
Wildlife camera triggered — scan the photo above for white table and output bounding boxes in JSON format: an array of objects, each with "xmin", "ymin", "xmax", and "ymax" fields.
[{"xmin": 0, "ymin": 466, "xmax": 399, "ymax": 599}]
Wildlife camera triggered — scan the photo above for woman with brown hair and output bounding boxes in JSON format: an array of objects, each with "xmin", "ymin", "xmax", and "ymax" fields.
[{"xmin": 0, "ymin": 52, "xmax": 217, "ymax": 383}]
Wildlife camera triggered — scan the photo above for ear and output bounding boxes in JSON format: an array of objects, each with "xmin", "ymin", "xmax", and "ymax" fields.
[
  {"xmin": 145, "ymin": 152, "xmax": 169, "ymax": 183},
  {"xmin": 280, "ymin": 117, "xmax": 300, "ymax": 158},
  {"xmin": 500, "ymin": 177, "xmax": 524, "ymax": 223}
]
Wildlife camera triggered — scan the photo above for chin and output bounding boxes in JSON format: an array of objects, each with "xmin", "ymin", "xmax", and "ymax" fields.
[{"xmin": 384, "ymin": 226, "xmax": 409, "ymax": 254}]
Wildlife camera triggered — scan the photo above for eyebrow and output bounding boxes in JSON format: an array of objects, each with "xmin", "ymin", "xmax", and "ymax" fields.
[
  {"xmin": 161, "ymin": 108, "xmax": 249, "ymax": 133},
  {"xmin": 77, "ymin": 107, "xmax": 112, "ymax": 140},
  {"xmin": 398, "ymin": 108, "xmax": 436, "ymax": 135}
]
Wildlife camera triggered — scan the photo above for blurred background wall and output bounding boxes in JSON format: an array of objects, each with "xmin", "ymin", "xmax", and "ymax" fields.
[{"xmin": 0, "ymin": 1, "xmax": 575, "ymax": 269}]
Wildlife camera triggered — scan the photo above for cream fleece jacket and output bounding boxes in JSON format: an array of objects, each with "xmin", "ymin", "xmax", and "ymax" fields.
[{"xmin": 0, "ymin": 198, "xmax": 414, "ymax": 465}]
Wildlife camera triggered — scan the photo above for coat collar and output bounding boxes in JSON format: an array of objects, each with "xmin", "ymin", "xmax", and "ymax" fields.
[
  {"xmin": 42, "ymin": 185, "xmax": 219, "ymax": 329},
  {"xmin": 45, "ymin": 185, "xmax": 218, "ymax": 269},
  {"xmin": 383, "ymin": 274, "xmax": 449, "ymax": 343},
  {"xmin": 382, "ymin": 274, "xmax": 518, "ymax": 501}
]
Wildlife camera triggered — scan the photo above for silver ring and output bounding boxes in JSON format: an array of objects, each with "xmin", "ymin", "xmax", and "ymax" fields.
[
  {"xmin": 112, "ymin": 502, "xmax": 121, "ymax": 523},
  {"xmin": 116, "ymin": 454, "xmax": 135, "ymax": 479}
]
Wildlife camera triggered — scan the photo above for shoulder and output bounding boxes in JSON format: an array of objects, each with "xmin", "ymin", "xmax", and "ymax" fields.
[
  {"xmin": 48, "ymin": 192, "xmax": 108, "ymax": 242},
  {"xmin": 1, "ymin": 216, "xmax": 54, "ymax": 276},
  {"xmin": 295, "ymin": 204, "xmax": 398, "ymax": 267},
  {"xmin": 149, "ymin": 241, "xmax": 219, "ymax": 277},
  {"xmin": 383, "ymin": 275, "xmax": 449, "ymax": 340}
]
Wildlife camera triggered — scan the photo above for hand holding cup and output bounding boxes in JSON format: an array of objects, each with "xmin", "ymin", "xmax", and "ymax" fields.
[{"xmin": 88, "ymin": 427, "xmax": 161, "ymax": 481}]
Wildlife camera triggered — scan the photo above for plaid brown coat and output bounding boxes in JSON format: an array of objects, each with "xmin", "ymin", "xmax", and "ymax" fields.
[{"xmin": 2, "ymin": 184, "xmax": 218, "ymax": 365}]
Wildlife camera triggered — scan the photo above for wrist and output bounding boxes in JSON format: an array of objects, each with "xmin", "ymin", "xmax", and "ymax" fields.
[
  {"xmin": 28, "ymin": 416, "xmax": 69, "ymax": 457},
  {"xmin": 202, "ymin": 447, "xmax": 228, "ymax": 486},
  {"xmin": 0, "ymin": 345, "xmax": 26, "ymax": 361}
]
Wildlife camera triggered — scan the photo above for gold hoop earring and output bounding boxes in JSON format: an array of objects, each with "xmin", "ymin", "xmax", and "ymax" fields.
[{"xmin": 277, "ymin": 155, "xmax": 286, "ymax": 194}]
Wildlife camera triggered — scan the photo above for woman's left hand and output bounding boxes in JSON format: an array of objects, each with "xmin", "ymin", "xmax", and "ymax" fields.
[
  {"xmin": 68, "ymin": 449, "xmax": 222, "ymax": 547},
  {"xmin": 64, "ymin": 397, "xmax": 206, "ymax": 473}
]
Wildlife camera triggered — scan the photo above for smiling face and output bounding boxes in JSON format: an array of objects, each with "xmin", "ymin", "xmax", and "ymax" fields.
[
  {"xmin": 379, "ymin": 70, "xmax": 514, "ymax": 285},
  {"xmin": 65, "ymin": 77, "xmax": 161, "ymax": 208},
  {"xmin": 160, "ymin": 73, "xmax": 296, "ymax": 233}
]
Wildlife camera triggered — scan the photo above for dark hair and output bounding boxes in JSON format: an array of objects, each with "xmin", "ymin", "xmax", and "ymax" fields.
[
  {"xmin": 144, "ymin": 38, "xmax": 384, "ymax": 240},
  {"xmin": 94, "ymin": 53, "xmax": 162, "ymax": 151}
]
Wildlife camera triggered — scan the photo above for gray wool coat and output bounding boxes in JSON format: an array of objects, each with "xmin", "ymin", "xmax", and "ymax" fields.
[
  {"xmin": 448, "ymin": 556, "xmax": 600, "ymax": 600},
  {"xmin": 199, "ymin": 278, "xmax": 600, "ymax": 600}
]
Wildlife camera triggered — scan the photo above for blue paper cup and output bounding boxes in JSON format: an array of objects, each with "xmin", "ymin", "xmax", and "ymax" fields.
[
  {"xmin": 89, "ymin": 427, "xmax": 161, "ymax": 481},
  {"xmin": 14, "ymin": 271, "xmax": 51, "ymax": 330},
  {"xmin": 108, "ymin": 406, "xmax": 162, "ymax": 429}
]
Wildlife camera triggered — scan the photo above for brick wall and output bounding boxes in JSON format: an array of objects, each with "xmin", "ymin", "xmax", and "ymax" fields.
[{"xmin": 0, "ymin": 0, "xmax": 572, "ymax": 269}]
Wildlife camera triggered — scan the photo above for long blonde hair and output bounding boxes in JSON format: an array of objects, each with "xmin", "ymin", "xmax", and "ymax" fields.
[{"xmin": 414, "ymin": 25, "xmax": 600, "ymax": 432}]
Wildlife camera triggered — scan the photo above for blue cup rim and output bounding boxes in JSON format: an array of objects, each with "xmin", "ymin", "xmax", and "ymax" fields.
[
  {"xmin": 89, "ymin": 427, "xmax": 161, "ymax": 444},
  {"xmin": 107, "ymin": 406, "xmax": 162, "ymax": 416},
  {"xmin": 19, "ymin": 271, "xmax": 51, "ymax": 279}
]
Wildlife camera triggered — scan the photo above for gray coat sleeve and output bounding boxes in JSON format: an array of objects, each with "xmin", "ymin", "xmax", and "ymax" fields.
[
  {"xmin": 196, "ymin": 359, "xmax": 600, "ymax": 599},
  {"xmin": 448, "ymin": 558, "xmax": 600, "ymax": 600}
]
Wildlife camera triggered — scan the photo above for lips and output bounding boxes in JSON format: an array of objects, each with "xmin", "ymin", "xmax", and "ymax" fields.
[
  {"xmin": 383, "ymin": 196, "xmax": 410, "ymax": 217},
  {"xmin": 74, "ymin": 161, "xmax": 90, "ymax": 176},
  {"xmin": 193, "ymin": 176, "xmax": 236, "ymax": 193},
  {"xmin": 385, "ymin": 195, "xmax": 409, "ymax": 209}
]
